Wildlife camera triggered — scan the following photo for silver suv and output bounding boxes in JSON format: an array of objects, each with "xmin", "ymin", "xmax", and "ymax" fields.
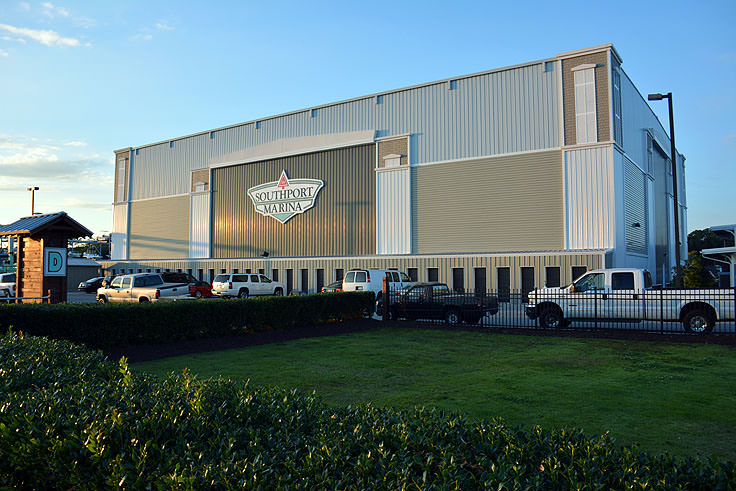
[{"xmin": 212, "ymin": 273, "xmax": 285, "ymax": 298}]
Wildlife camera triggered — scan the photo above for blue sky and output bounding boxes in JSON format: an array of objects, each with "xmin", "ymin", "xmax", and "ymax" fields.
[{"xmin": 0, "ymin": 0, "xmax": 734, "ymax": 236}]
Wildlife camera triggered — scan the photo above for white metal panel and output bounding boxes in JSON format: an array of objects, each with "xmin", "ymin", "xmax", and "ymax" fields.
[
  {"xmin": 129, "ymin": 62, "xmax": 560, "ymax": 201},
  {"xmin": 377, "ymin": 168, "xmax": 410, "ymax": 254},
  {"xmin": 565, "ymin": 146, "xmax": 615, "ymax": 250},
  {"xmin": 111, "ymin": 203, "xmax": 128, "ymax": 260},
  {"xmin": 190, "ymin": 193, "xmax": 210, "ymax": 258}
]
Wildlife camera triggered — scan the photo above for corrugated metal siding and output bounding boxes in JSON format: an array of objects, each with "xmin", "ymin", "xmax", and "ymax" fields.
[
  {"xmin": 413, "ymin": 150, "xmax": 564, "ymax": 253},
  {"xmin": 212, "ymin": 144, "xmax": 375, "ymax": 258},
  {"xmin": 129, "ymin": 63, "xmax": 559, "ymax": 200},
  {"xmin": 129, "ymin": 196, "xmax": 189, "ymax": 259},
  {"xmin": 565, "ymin": 146, "xmax": 615, "ymax": 249},
  {"xmin": 377, "ymin": 168, "xmax": 411, "ymax": 254},
  {"xmin": 190, "ymin": 193, "xmax": 210, "ymax": 258},
  {"xmin": 100, "ymin": 250, "xmax": 605, "ymax": 293},
  {"xmin": 624, "ymin": 159, "xmax": 647, "ymax": 254},
  {"xmin": 111, "ymin": 203, "xmax": 128, "ymax": 260}
]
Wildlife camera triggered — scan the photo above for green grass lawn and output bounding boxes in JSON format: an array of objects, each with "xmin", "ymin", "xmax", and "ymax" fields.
[{"xmin": 134, "ymin": 328, "xmax": 736, "ymax": 461}]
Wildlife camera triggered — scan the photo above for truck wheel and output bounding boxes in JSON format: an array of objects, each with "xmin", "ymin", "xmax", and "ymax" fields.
[
  {"xmin": 238, "ymin": 288, "xmax": 249, "ymax": 299},
  {"xmin": 139, "ymin": 297, "xmax": 149, "ymax": 303},
  {"xmin": 97, "ymin": 296, "xmax": 107, "ymax": 304},
  {"xmin": 539, "ymin": 307, "xmax": 564, "ymax": 329},
  {"xmin": 444, "ymin": 309, "xmax": 461, "ymax": 324},
  {"xmin": 683, "ymin": 309, "xmax": 714, "ymax": 334},
  {"xmin": 273, "ymin": 288, "xmax": 283, "ymax": 296}
]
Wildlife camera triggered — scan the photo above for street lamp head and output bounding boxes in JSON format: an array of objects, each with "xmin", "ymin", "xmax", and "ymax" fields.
[
  {"xmin": 648, "ymin": 93, "xmax": 665, "ymax": 101},
  {"xmin": 27, "ymin": 186, "xmax": 39, "ymax": 191}
]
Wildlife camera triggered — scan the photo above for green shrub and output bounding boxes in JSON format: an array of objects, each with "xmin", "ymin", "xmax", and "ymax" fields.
[
  {"xmin": 1, "ymin": 333, "xmax": 733, "ymax": 489},
  {"xmin": 0, "ymin": 291, "xmax": 375, "ymax": 348}
]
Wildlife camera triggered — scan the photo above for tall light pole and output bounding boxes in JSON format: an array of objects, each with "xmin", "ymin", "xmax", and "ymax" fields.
[
  {"xmin": 647, "ymin": 92, "xmax": 682, "ymax": 285},
  {"xmin": 27, "ymin": 186, "xmax": 39, "ymax": 215}
]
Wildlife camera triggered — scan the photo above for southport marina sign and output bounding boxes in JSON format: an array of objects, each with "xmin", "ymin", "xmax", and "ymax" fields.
[{"xmin": 247, "ymin": 170, "xmax": 325, "ymax": 224}]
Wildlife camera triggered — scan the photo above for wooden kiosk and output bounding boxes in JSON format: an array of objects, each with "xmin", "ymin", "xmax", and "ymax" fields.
[{"xmin": 0, "ymin": 212, "xmax": 93, "ymax": 303}]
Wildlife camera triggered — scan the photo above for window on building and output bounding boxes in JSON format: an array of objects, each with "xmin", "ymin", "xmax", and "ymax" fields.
[
  {"xmin": 335, "ymin": 268, "xmax": 344, "ymax": 281},
  {"xmin": 573, "ymin": 65, "xmax": 597, "ymax": 144},
  {"xmin": 116, "ymin": 159, "xmax": 126, "ymax": 202},
  {"xmin": 258, "ymin": 269, "xmax": 264, "ymax": 275},
  {"xmin": 612, "ymin": 68, "xmax": 623, "ymax": 145},
  {"xmin": 383, "ymin": 154, "xmax": 401, "ymax": 168},
  {"xmin": 407, "ymin": 268, "xmax": 418, "ymax": 282},
  {"xmin": 272, "ymin": 269, "xmax": 279, "ymax": 281},
  {"xmin": 427, "ymin": 268, "xmax": 438, "ymax": 282}
]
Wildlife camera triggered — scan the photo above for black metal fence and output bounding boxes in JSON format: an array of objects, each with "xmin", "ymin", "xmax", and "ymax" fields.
[{"xmin": 383, "ymin": 287, "xmax": 736, "ymax": 335}]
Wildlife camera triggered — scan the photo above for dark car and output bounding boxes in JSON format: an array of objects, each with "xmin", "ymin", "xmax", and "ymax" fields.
[
  {"xmin": 321, "ymin": 280, "xmax": 343, "ymax": 293},
  {"xmin": 382, "ymin": 282, "xmax": 499, "ymax": 324},
  {"xmin": 77, "ymin": 276, "xmax": 104, "ymax": 293}
]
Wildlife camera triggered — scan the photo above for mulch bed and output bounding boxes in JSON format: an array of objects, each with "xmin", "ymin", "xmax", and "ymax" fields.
[{"xmin": 103, "ymin": 318, "xmax": 736, "ymax": 364}]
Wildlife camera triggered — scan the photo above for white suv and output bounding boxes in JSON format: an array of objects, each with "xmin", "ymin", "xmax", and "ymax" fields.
[
  {"xmin": 0, "ymin": 272, "xmax": 16, "ymax": 300},
  {"xmin": 342, "ymin": 269, "xmax": 416, "ymax": 299},
  {"xmin": 212, "ymin": 273, "xmax": 285, "ymax": 298}
]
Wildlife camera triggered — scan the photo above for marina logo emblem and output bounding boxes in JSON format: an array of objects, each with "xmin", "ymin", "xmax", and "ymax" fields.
[{"xmin": 247, "ymin": 170, "xmax": 325, "ymax": 224}]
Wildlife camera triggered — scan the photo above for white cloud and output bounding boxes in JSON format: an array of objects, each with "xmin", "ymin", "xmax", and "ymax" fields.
[
  {"xmin": 0, "ymin": 23, "xmax": 80, "ymax": 47},
  {"xmin": 2, "ymin": 35, "xmax": 27, "ymax": 44},
  {"xmin": 724, "ymin": 134, "xmax": 736, "ymax": 144},
  {"xmin": 0, "ymin": 49, "xmax": 7, "ymax": 57},
  {"xmin": 155, "ymin": 21, "xmax": 174, "ymax": 31},
  {"xmin": 64, "ymin": 140, "xmax": 87, "ymax": 147},
  {"xmin": 41, "ymin": 2, "xmax": 70, "ymax": 18},
  {"xmin": 131, "ymin": 33, "xmax": 153, "ymax": 42},
  {"xmin": 19, "ymin": 2, "xmax": 30, "ymax": 11}
]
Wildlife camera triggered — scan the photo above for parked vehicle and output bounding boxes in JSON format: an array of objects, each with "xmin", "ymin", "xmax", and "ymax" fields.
[
  {"xmin": 77, "ymin": 276, "xmax": 104, "ymax": 293},
  {"xmin": 321, "ymin": 280, "xmax": 343, "ymax": 293},
  {"xmin": 342, "ymin": 269, "xmax": 416, "ymax": 299},
  {"xmin": 383, "ymin": 282, "xmax": 499, "ymax": 324},
  {"xmin": 211, "ymin": 273, "xmax": 285, "ymax": 298},
  {"xmin": 96, "ymin": 273, "xmax": 189, "ymax": 303},
  {"xmin": 0, "ymin": 272, "xmax": 16, "ymax": 299},
  {"xmin": 189, "ymin": 280, "xmax": 213, "ymax": 299},
  {"xmin": 525, "ymin": 268, "xmax": 736, "ymax": 333}
]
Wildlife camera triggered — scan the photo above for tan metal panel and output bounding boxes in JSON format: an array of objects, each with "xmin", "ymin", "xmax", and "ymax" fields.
[
  {"xmin": 413, "ymin": 150, "xmax": 563, "ymax": 253},
  {"xmin": 129, "ymin": 195, "xmax": 190, "ymax": 259},
  {"xmin": 212, "ymin": 144, "xmax": 376, "ymax": 258}
]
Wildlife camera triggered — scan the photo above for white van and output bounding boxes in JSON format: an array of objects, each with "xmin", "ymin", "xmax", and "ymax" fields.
[{"xmin": 342, "ymin": 269, "xmax": 416, "ymax": 299}]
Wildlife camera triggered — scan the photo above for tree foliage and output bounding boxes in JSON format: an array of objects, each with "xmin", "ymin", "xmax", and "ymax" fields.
[{"xmin": 672, "ymin": 251, "xmax": 717, "ymax": 288}]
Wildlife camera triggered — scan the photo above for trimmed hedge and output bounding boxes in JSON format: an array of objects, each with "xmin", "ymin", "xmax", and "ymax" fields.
[
  {"xmin": 1, "ymin": 332, "xmax": 733, "ymax": 489},
  {"xmin": 0, "ymin": 291, "xmax": 375, "ymax": 348}
]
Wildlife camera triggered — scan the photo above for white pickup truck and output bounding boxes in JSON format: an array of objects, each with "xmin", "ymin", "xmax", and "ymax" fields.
[
  {"xmin": 96, "ymin": 273, "xmax": 189, "ymax": 303},
  {"xmin": 525, "ymin": 268, "xmax": 735, "ymax": 334}
]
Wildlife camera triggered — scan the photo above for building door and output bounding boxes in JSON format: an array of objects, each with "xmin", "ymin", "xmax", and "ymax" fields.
[
  {"xmin": 572, "ymin": 266, "xmax": 588, "ymax": 282},
  {"xmin": 521, "ymin": 267, "xmax": 534, "ymax": 303},
  {"xmin": 452, "ymin": 268, "xmax": 464, "ymax": 292},
  {"xmin": 286, "ymin": 269, "xmax": 293, "ymax": 294},
  {"xmin": 300, "ymin": 269, "xmax": 309, "ymax": 293},
  {"xmin": 316, "ymin": 269, "xmax": 324, "ymax": 292},
  {"xmin": 497, "ymin": 267, "xmax": 510, "ymax": 302},
  {"xmin": 545, "ymin": 266, "xmax": 560, "ymax": 287},
  {"xmin": 474, "ymin": 267, "xmax": 486, "ymax": 294}
]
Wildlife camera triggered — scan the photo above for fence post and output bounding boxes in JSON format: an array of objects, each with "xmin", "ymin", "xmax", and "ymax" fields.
[
  {"xmin": 382, "ymin": 275, "xmax": 389, "ymax": 323},
  {"xmin": 660, "ymin": 288, "xmax": 664, "ymax": 334}
]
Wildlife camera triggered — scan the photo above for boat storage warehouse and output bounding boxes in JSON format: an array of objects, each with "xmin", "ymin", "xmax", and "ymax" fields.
[{"xmin": 104, "ymin": 43, "xmax": 687, "ymax": 295}]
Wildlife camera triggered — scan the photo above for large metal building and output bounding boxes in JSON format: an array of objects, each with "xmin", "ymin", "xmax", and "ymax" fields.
[{"xmin": 103, "ymin": 43, "xmax": 687, "ymax": 294}]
